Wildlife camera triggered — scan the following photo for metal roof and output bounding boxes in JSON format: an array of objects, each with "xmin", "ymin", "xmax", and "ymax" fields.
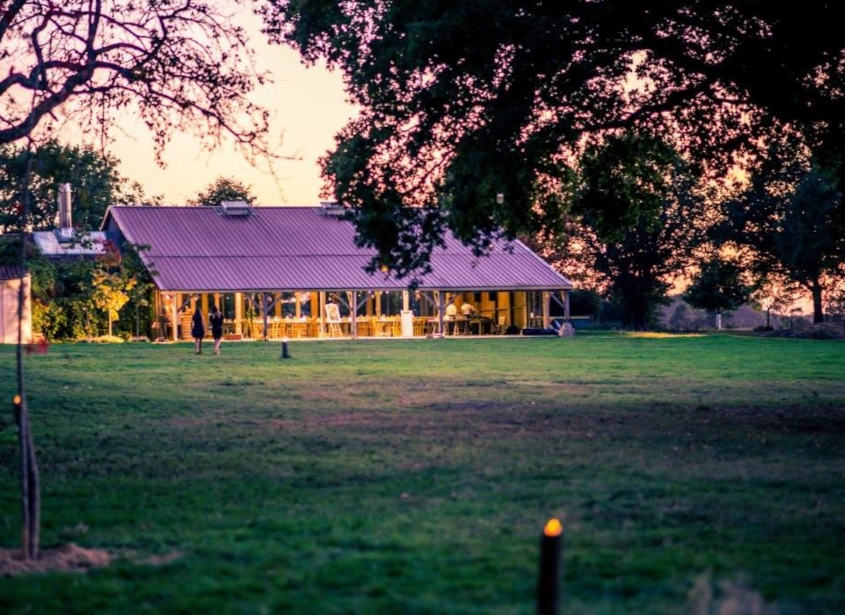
[
  {"xmin": 31, "ymin": 230, "xmax": 108, "ymax": 259},
  {"xmin": 104, "ymin": 206, "xmax": 572, "ymax": 292},
  {"xmin": 0, "ymin": 264, "xmax": 27, "ymax": 280}
]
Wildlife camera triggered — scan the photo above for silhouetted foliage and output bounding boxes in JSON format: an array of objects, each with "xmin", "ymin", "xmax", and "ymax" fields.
[
  {"xmin": 565, "ymin": 133, "xmax": 705, "ymax": 330},
  {"xmin": 262, "ymin": 1, "xmax": 844, "ymax": 274},
  {"xmin": 683, "ymin": 259, "xmax": 751, "ymax": 328},
  {"xmin": 568, "ymin": 290, "xmax": 603, "ymax": 321},
  {"xmin": 0, "ymin": 140, "xmax": 156, "ymax": 233},
  {"xmin": 189, "ymin": 177, "xmax": 257, "ymax": 207},
  {"xmin": 0, "ymin": 0, "xmax": 270, "ymax": 158},
  {"xmin": 724, "ymin": 161, "xmax": 844, "ymax": 323}
]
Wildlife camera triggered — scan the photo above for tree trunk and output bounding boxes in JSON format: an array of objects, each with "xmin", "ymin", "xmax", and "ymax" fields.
[
  {"xmin": 262, "ymin": 292, "xmax": 269, "ymax": 340},
  {"xmin": 15, "ymin": 152, "xmax": 40, "ymax": 560},
  {"xmin": 13, "ymin": 396, "xmax": 40, "ymax": 559},
  {"xmin": 811, "ymin": 281, "xmax": 824, "ymax": 324},
  {"xmin": 715, "ymin": 312, "xmax": 722, "ymax": 331}
]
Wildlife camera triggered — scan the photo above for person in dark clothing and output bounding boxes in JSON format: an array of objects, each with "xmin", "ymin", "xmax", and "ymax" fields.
[
  {"xmin": 209, "ymin": 304, "xmax": 224, "ymax": 354},
  {"xmin": 191, "ymin": 308, "xmax": 205, "ymax": 354}
]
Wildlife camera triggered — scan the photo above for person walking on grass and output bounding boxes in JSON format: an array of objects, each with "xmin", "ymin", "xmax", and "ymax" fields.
[
  {"xmin": 209, "ymin": 304, "xmax": 224, "ymax": 354},
  {"xmin": 191, "ymin": 307, "xmax": 205, "ymax": 354}
]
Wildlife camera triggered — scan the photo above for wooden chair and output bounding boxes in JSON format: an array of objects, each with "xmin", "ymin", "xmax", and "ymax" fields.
[
  {"xmin": 288, "ymin": 321, "xmax": 306, "ymax": 338},
  {"xmin": 270, "ymin": 321, "xmax": 286, "ymax": 339},
  {"xmin": 356, "ymin": 319, "xmax": 372, "ymax": 337}
]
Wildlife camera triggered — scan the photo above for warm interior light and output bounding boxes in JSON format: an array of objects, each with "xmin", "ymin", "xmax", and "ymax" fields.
[
  {"xmin": 13, "ymin": 394, "xmax": 22, "ymax": 405},
  {"xmin": 544, "ymin": 518, "xmax": 563, "ymax": 537}
]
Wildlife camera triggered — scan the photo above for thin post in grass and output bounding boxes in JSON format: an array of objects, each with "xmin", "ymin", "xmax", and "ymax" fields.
[
  {"xmin": 280, "ymin": 338, "xmax": 290, "ymax": 359},
  {"xmin": 537, "ymin": 518, "xmax": 563, "ymax": 615}
]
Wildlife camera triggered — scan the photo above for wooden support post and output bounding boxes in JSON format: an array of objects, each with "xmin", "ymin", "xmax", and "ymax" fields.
[
  {"xmin": 310, "ymin": 292, "xmax": 319, "ymax": 330},
  {"xmin": 564, "ymin": 290, "xmax": 570, "ymax": 322},
  {"xmin": 319, "ymin": 291, "xmax": 326, "ymax": 336},
  {"xmin": 201, "ymin": 293, "xmax": 209, "ymax": 330},
  {"xmin": 402, "ymin": 290, "xmax": 410, "ymax": 311},
  {"xmin": 521, "ymin": 291, "xmax": 529, "ymax": 329},
  {"xmin": 350, "ymin": 291, "xmax": 358, "ymax": 339},
  {"xmin": 234, "ymin": 292, "xmax": 243, "ymax": 334},
  {"xmin": 375, "ymin": 291, "xmax": 382, "ymax": 316},
  {"xmin": 294, "ymin": 292, "xmax": 301, "ymax": 318},
  {"xmin": 169, "ymin": 293, "xmax": 179, "ymax": 341},
  {"xmin": 542, "ymin": 291, "xmax": 551, "ymax": 329},
  {"xmin": 437, "ymin": 290, "xmax": 445, "ymax": 338}
]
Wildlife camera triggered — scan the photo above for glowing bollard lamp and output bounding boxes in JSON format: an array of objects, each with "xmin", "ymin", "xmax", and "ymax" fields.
[{"xmin": 537, "ymin": 518, "xmax": 564, "ymax": 615}]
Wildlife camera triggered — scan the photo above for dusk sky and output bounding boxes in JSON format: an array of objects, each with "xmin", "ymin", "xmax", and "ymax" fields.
[{"xmin": 105, "ymin": 11, "xmax": 355, "ymax": 206}]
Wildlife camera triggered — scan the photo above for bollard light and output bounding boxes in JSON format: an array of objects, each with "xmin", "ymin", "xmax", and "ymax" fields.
[
  {"xmin": 280, "ymin": 338, "xmax": 290, "ymax": 359},
  {"xmin": 537, "ymin": 517, "xmax": 564, "ymax": 615}
]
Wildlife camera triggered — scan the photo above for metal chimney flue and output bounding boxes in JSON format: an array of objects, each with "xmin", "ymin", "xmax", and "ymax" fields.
[
  {"xmin": 58, "ymin": 183, "xmax": 72, "ymax": 228},
  {"xmin": 56, "ymin": 183, "xmax": 73, "ymax": 241}
]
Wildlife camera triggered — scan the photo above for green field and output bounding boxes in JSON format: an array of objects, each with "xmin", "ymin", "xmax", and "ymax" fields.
[{"xmin": 1, "ymin": 334, "xmax": 844, "ymax": 613}]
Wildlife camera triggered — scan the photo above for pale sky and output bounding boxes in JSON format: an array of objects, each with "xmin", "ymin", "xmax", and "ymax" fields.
[{"xmin": 106, "ymin": 11, "xmax": 356, "ymax": 206}]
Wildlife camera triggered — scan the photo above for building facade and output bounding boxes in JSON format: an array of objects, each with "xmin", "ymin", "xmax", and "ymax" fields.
[{"xmin": 103, "ymin": 203, "xmax": 573, "ymax": 340}]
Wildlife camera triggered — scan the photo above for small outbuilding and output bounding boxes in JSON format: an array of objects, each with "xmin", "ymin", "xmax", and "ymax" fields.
[
  {"xmin": 0, "ymin": 265, "xmax": 32, "ymax": 344},
  {"xmin": 103, "ymin": 203, "xmax": 573, "ymax": 340}
]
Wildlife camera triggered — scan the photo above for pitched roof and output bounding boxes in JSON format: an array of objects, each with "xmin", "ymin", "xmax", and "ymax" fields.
[
  {"xmin": 0, "ymin": 264, "xmax": 26, "ymax": 280},
  {"xmin": 104, "ymin": 206, "xmax": 572, "ymax": 292}
]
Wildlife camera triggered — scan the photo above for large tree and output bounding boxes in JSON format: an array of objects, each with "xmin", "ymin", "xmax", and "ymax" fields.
[
  {"xmin": 683, "ymin": 258, "xmax": 751, "ymax": 330},
  {"xmin": 559, "ymin": 133, "xmax": 705, "ymax": 330},
  {"xmin": 261, "ymin": 1, "xmax": 844, "ymax": 276},
  {"xmin": 725, "ymin": 164, "xmax": 844, "ymax": 323}
]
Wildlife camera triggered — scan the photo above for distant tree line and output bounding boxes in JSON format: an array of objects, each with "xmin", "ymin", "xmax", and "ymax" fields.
[{"xmin": 532, "ymin": 131, "xmax": 843, "ymax": 328}]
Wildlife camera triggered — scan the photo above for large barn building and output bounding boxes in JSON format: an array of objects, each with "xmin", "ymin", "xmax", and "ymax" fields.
[{"xmin": 103, "ymin": 203, "xmax": 573, "ymax": 340}]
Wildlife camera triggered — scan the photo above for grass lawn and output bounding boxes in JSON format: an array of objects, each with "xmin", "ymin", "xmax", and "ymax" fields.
[{"xmin": 1, "ymin": 333, "xmax": 844, "ymax": 613}]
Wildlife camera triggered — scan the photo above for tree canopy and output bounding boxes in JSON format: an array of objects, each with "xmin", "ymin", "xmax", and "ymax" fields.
[
  {"xmin": 0, "ymin": 0, "xmax": 269, "ymax": 158},
  {"xmin": 724, "ymin": 163, "xmax": 844, "ymax": 323},
  {"xmin": 262, "ymin": 1, "xmax": 844, "ymax": 276},
  {"xmin": 189, "ymin": 176, "xmax": 257, "ymax": 207},
  {"xmin": 562, "ymin": 132, "xmax": 704, "ymax": 329},
  {"xmin": 0, "ymin": 140, "xmax": 155, "ymax": 233},
  {"xmin": 683, "ymin": 258, "xmax": 751, "ymax": 329}
]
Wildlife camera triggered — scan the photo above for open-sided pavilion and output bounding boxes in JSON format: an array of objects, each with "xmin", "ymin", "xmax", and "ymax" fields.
[{"xmin": 102, "ymin": 203, "xmax": 573, "ymax": 340}]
